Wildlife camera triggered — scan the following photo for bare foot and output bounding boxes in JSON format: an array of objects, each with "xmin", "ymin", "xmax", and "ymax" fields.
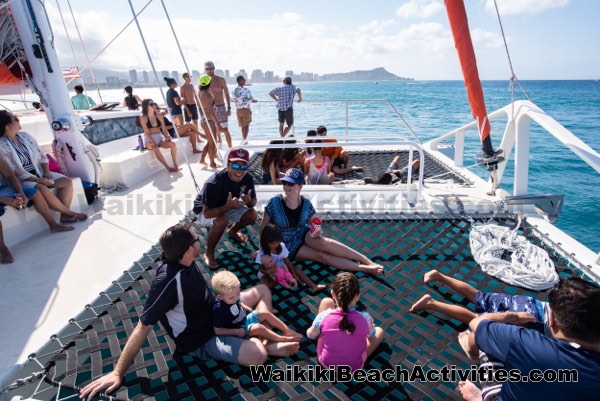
[
  {"xmin": 424, "ymin": 269, "xmax": 442, "ymax": 284},
  {"xmin": 50, "ymin": 224, "xmax": 75, "ymax": 233},
  {"xmin": 310, "ymin": 284, "xmax": 328, "ymax": 293},
  {"xmin": 60, "ymin": 213, "xmax": 87, "ymax": 223},
  {"xmin": 409, "ymin": 294, "xmax": 433, "ymax": 312},
  {"xmin": 265, "ymin": 341, "xmax": 300, "ymax": 357},
  {"xmin": 352, "ymin": 166, "xmax": 364, "ymax": 172},
  {"xmin": 210, "ymin": 164, "xmax": 218, "ymax": 169},
  {"xmin": 0, "ymin": 246, "xmax": 14, "ymax": 264},
  {"xmin": 360, "ymin": 263, "xmax": 384, "ymax": 275},
  {"xmin": 202, "ymin": 253, "xmax": 219, "ymax": 270},
  {"xmin": 282, "ymin": 328, "xmax": 303, "ymax": 341},
  {"xmin": 458, "ymin": 381, "xmax": 482, "ymax": 401},
  {"xmin": 193, "ymin": 149, "xmax": 202, "ymax": 154},
  {"xmin": 226, "ymin": 229, "xmax": 249, "ymax": 243},
  {"xmin": 458, "ymin": 331, "xmax": 479, "ymax": 360}
]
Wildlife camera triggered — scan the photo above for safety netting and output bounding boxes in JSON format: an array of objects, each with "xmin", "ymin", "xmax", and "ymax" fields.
[
  {"xmin": 247, "ymin": 150, "xmax": 471, "ymax": 184},
  {"xmin": 1, "ymin": 215, "xmax": 585, "ymax": 401}
]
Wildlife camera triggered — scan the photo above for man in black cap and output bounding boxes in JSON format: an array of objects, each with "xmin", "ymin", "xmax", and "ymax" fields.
[
  {"xmin": 204, "ymin": 61, "xmax": 232, "ymax": 147},
  {"xmin": 193, "ymin": 147, "xmax": 257, "ymax": 269}
]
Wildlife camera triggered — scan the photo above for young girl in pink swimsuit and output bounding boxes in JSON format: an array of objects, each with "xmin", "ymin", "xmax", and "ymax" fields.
[{"xmin": 307, "ymin": 272, "xmax": 385, "ymax": 371}]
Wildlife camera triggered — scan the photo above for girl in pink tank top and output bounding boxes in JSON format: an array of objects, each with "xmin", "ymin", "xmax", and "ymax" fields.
[{"xmin": 307, "ymin": 272, "xmax": 385, "ymax": 371}]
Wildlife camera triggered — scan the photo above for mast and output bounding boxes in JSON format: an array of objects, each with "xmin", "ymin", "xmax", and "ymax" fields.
[
  {"xmin": 444, "ymin": 0, "xmax": 503, "ymax": 194},
  {"xmin": 8, "ymin": 0, "xmax": 97, "ymax": 183}
]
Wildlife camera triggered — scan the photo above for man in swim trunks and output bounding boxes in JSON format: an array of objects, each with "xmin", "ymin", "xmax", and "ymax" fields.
[
  {"xmin": 180, "ymin": 72, "xmax": 200, "ymax": 130},
  {"xmin": 204, "ymin": 61, "xmax": 232, "ymax": 148}
]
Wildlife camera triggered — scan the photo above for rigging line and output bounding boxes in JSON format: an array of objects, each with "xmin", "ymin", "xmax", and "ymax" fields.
[
  {"xmin": 54, "ymin": 0, "xmax": 84, "ymax": 88},
  {"xmin": 127, "ymin": 0, "xmax": 198, "ymax": 182},
  {"xmin": 66, "ymin": 0, "xmax": 154, "ymax": 86},
  {"xmin": 159, "ymin": 0, "xmax": 220, "ymax": 164},
  {"xmin": 64, "ymin": 0, "xmax": 102, "ymax": 102},
  {"xmin": 492, "ymin": 0, "xmax": 533, "ymax": 108},
  {"xmin": 158, "ymin": 0, "xmax": 207, "ymax": 192}
]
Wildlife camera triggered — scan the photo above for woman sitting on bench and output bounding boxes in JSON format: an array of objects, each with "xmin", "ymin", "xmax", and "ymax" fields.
[
  {"xmin": 0, "ymin": 111, "xmax": 88, "ymax": 225},
  {"xmin": 139, "ymin": 99, "xmax": 180, "ymax": 172}
]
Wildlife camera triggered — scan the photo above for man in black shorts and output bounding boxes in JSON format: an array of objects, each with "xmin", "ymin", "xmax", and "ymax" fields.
[{"xmin": 180, "ymin": 72, "xmax": 200, "ymax": 130}]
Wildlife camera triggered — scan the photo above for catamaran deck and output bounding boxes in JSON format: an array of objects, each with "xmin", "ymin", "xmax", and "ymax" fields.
[{"xmin": 0, "ymin": 212, "xmax": 586, "ymax": 401}]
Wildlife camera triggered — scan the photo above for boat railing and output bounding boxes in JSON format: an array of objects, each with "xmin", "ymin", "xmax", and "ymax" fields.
[
  {"xmin": 253, "ymin": 98, "xmax": 421, "ymax": 143},
  {"xmin": 228, "ymin": 140, "xmax": 425, "ymax": 206},
  {"xmin": 428, "ymin": 100, "xmax": 600, "ymax": 196}
]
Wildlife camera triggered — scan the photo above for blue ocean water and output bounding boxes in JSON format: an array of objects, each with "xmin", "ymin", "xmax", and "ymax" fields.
[
  {"xmin": 240, "ymin": 80, "xmax": 599, "ymax": 252},
  {"xmin": 89, "ymin": 80, "xmax": 600, "ymax": 252}
]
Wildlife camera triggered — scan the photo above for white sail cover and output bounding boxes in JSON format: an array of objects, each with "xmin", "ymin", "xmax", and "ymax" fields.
[{"xmin": 469, "ymin": 224, "xmax": 559, "ymax": 290}]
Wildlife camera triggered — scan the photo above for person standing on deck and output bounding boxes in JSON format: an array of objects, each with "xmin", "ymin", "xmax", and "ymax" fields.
[
  {"xmin": 180, "ymin": 72, "xmax": 200, "ymax": 130},
  {"xmin": 204, "ymin": 61, "xmax": 232, "ymax": 148},
  {"xmin": 269, "ymin": 77, "xmax": 302, "ymax": 137},
  {"xmin": 232, "ymin": 75, "xmax": 257, "ymax": 144},
  {"xmin": 71, "ymin": 85, "xmax": 96, "ymax": 110}
]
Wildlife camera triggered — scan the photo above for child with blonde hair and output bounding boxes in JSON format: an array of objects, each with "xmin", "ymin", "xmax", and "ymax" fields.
[
  {"xmin": 211, "ymin": 270, "xmax": 302, "ymax": 342},
  {"xmin": 307, "ymin": 272, "xmax": 384, "ymax": 371}
]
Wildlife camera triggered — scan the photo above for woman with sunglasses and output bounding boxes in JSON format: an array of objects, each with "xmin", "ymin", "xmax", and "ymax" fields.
[
  {"xmin": 0, "ymin": 111, "xmax": 88, "ymax": 224},
  {"xmin": 259, "ymin": 168, "xmax": 384, "ymax": 275},
  {"xmin": 140, "ymin": 99, "xmax": 179, "ymax": 172}
]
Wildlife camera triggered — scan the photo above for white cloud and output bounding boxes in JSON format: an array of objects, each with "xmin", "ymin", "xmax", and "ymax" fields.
[
  {"xmin": 358, "ymin": 19, "xmax": 397, "ymax": 34},
  {"xmin": 471, "ymin": 28, "xmax": 504, "ymax": 49},
  {"xmin": 485, "ymin": 0, "xmax": 569, "ymax": 15},
  {"xmin": 396, "ymin": 0, "xmax": 444, "ymax": 19}
]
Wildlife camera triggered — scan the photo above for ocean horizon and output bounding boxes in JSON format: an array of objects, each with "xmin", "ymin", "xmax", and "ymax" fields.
[{"xmin": 4, "ymin": 80, "xmax": 598, "ymax": 251}]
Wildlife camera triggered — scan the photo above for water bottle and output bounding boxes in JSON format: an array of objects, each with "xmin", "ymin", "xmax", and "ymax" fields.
[{"xmin": 137, "ymin": 135, "xmax": 145, "ymax": 151}]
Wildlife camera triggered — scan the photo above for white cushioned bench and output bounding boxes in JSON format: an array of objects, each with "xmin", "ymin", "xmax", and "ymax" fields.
[
  {"xmin": 100, "ymin": 137, "xmax": 195, "ymax": 187},
  {"xmin": 2, "ymin": 177, "xmax": 88, "ymax": 247}
]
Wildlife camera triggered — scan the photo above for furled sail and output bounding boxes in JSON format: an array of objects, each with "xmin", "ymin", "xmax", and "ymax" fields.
[{"xmin": 444, "ymin": 0, "xmax": 494, "ymax": 156}]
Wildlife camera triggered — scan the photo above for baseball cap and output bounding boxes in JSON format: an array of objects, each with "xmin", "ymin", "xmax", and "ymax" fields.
[
  {"xmin": 199, "ymin": 75, "xmax": 211, "ymax": 87},
  {"xmin": 281, "ymin": 168, "xmax": 304, "ymax": 185},
  {"xmin": 204, "ymin": 61, "xmax": 215, "ymax": 69},
  {"xmin": 228, "ymin": 147, "xmax": 250, "ymax": 163}
]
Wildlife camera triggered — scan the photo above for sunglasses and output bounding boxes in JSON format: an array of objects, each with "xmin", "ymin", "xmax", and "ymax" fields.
[
  {"xmin": 149, "ymin": 102, "xmax": 158, "ymax": 107},
  {"xmin": 282, "ymin": 181, "xmax": 296, "ymax": 187},
  {"xmin": 230, "ymin": 163, "xmax": 248, "ymax": 171}
]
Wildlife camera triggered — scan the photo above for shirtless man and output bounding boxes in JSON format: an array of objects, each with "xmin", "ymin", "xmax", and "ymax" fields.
[
  {"xmin": 198, "ymin": 75, "xmax": 218, "ymax": 169},
  {"xmin": 204, "ymin": 61, "xmax": 232, "ymax": 148},
  {"xmin": 180, "ymin": 72, "xmax": 200, "ymax": 131}
]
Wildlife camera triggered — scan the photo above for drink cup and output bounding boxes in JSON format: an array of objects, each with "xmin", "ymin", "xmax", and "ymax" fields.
[
  {"xmin": 309, "ymin": 217, "xmax": 323, "ymax": 238},
  {"xmin": 14, "ymin": 193, "xmax": 24, "ymax": 210}
]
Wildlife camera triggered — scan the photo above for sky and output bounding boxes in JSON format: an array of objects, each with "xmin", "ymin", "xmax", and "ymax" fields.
[{"xmin": 45, "ymin": 0, "xmax": 600, "ymax": 80}]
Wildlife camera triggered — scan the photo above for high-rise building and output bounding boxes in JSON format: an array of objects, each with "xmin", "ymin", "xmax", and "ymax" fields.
[
  {"xmin": 142, "ymin": 71, "xmax": 149, "ymax": 83},
  {"xmin": 285, "ymin": 70, "xmax": 294, "ymax": 79},
  {"xmin": 215, "ymin": 69, "xmax": 224, "ymax": 78},
  {"xmin": 192, "ymin": 70, "xmax": 200, "ymax": 83},
  {"xmin": 160, "ymin": 70, "xmax": 169, "ymax": 80},
  {"xmin": 106, "ymin": 76, "xmax": 120, "ymax": 85},
  {"xmin": 251, "ymin": 69, "xmax": 264, "ymax": 82},
  {"xmin": 128, "ymin": 69, "xmax": 138, "ymax": 84},
  {"xmin": 224, "ymin": 69, "xmax": 230, "ymax": 82},
  {"xmin": 171, "ymin": 71, "xmax": 179, "ymax": 81},
  {"xmin": 265, "ymin": 71, "xmax": 275, "ymax": 82}
]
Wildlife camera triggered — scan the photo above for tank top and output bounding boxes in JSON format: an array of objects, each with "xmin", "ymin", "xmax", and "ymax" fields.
[
  {"xmin": 124, "ymin": 95, "xmax": 139, "ymax": 110},
  {"xmin": 306, "ymin": 156, "xmax": 329, "ymax": 185}
]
